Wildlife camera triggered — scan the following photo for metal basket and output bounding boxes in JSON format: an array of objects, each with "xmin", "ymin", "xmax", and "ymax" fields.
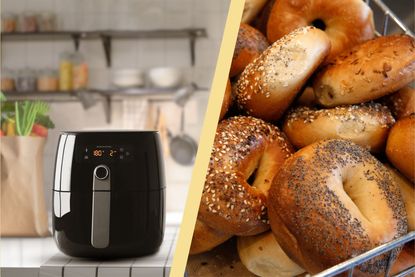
[{"xmin": 315, "ymin": 2, "xmax": 414, "ymax": 275}]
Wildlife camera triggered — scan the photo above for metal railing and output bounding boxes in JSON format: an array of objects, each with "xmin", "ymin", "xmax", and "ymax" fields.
[{"xmin": 314, "ymin": 231, "xmax": 415, "ymax": 277}]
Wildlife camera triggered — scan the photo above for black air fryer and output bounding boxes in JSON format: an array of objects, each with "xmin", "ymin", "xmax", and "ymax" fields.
[{"xmin": 52, "ymin": 131, "xmax": 165, "ymax": 258}]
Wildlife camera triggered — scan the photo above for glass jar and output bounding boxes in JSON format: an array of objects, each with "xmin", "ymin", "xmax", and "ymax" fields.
[
  {"xmin": 1, "ymin": 68, "xmax": 16, "ymax": 91},
  {"xmin": 72, "ymin": 51, "xmax": 88, "ymax": 90},
  {"xmin": 37, "ymin": 12, "xmax": 57, "ymax": 32},
  {"xmin": 16, "ymin": 68, "xmax": 37, "ymax": 92},
  {"xmin": 59, "ymin": 51, "xmax": 73, "ymax": 91},
  {"xmin": 2, "ymin": 13, "xmax": 17, "ymax": 33},
  {"xmin": 21, "ymin": 12, "xmax": 38, "ymax": 32},
  {"xmin": 37, "ymin": 69, "xmax": 58, "ymax": 91}
]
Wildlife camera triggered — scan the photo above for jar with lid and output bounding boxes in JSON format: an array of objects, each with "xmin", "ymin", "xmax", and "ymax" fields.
[
  {"xmin": 2, "ymin": 13, "xmax": 17, "ymax": 33},
  {"xmin": 59, "ymin": 51, "xmax": 73, "ymax": 91},
  {"xmin": 37, "ymin": 12, "xmax": 57, "ymax": 32},
  {"xmin": 72, "ymin": 51, "xmax": 88, "ymax": 90},
  {"xmin": 20, "ymin": 11, "xmax": 38, "ymax": 32},
  {"xmin": 16, "ymin": 68, "xmax": 37, "ymax": 92},
  {"xmin": 37, "ymin": 69, "xmax": 59, "ymax": 91},
  {"xmin": 1, "ymin": 68, "xmax": 16, "ymax": 91}
]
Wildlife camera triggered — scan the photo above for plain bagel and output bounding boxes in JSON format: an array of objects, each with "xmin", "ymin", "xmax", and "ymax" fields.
[
  {"xmin": 237, "ymin": 231, "xmax": 305, "ymax": 277},
  {"xmin": 268, "ymin": 139, "xmax": 408, "ymax": 275},
  {"xmin": 267, "ymin": 0, "xmax": 374, "ymax": 62},
  {"xmin": 314, "ymin": 35, "xmax": 415, "ymax": 107},
  {"xmin": 198, "ymin": 116, "xmax": 294, "ymax": 236},
  {"xmin": 383, "ymin": 86, "xmax": 415, "ymax": 120},
  {"xmin": 386, "ymin": 114, "xmax": 415, "ymax": 182},
  {"xmin": 219, "ymin": 79, "xmax": 233, "ymax": 120},
  {"xmin": 236, "ymin": 26, "xmax": 330, "ymax": 121},
  {"xmin": 190, "ymin": 218, "xmax": 232, "ymax": 255},
  {"xmin": 283, "ymin": 103, "xmax": 395, "ymax": 152}
]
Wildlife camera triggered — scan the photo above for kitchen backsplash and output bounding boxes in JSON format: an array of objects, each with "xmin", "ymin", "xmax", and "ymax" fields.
[{"xmin": 1, "ymin": 0, "xmax": 230, "ymax": 212}]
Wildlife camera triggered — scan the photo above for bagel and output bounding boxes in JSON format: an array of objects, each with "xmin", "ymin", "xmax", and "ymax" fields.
[
  {"xmin": 236, "ymin": 26, "xmax": 330, "ymax": 121},
  {"xmin": 267, "ymin": 0, "xmax": 374, "ymax": 62},
  {"xmin": 386, "ymin": 115, "xmax": 415, "ymax": 182},
  {"xmin": 268, "ymin": 139, "xmax": 408, "ymax": 275},
  {"xmin": 241, "ymin": 0, "xmax": 268, "ymax": 24},
  {"xmin": 283, "ymin": 103, "xmax": 395, "ymax": 152},
  {"xmin": 296, "ymin": 86, "xmax": 316, "ymax": 107},
  {"xmin": 383, "ymin": 86, "xmax": 415, "ymax": 120},
  {"xmin": 237, "ymin": 231, "xmax": 305, "ymax": 277},
  {"xmin": 190, "ymin": 218, "xmax": 232, "ymax": 255},
  {"xmin": 230, "ymin": 24, "xmax": 269, "ymax": 78},
  {"xmin": 198, "ymin": 116, "xmax": 294, "ymax": 236},
  {"xmin": 385, "ymin": 164, "xmax": 415, "ymax": 232},
  {"xmin": 219, "ymin": 79, "xmax": 232, "ymax": 120},
  {"xmin": 252, "ymin": 0, "xmax": 276, "ymax": 36},
  {"xmin": 314, "ymin": 35, "xmax": 415, "ymax": 107}
]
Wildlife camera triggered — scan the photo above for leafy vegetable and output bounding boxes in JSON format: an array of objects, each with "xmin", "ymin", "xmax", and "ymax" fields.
[
  {"xmin": 35, "ymin": 114, "xmax": 55, "ymax": 129},
  {"xmin": 1, "ymin": 93, "xmax": 54, "ymax": 136},
  {"xmin": 15, "ymin": 101, "xmax": 50, "ymax": 136}
]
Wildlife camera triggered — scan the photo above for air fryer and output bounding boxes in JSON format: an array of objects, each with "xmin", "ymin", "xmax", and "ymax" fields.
[{"xmin": 52, "ymin": 131, "xmax": 165, "ymax": 258}]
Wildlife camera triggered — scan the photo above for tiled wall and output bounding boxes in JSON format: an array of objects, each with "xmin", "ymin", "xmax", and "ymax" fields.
[{"xmin": 1, "ymin": 0, "xmax": 230, "ymax": 212}]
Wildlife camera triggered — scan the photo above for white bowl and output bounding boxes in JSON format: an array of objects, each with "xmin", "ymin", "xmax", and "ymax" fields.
[
  {"xmin": 111, "ymin": 69, "xmax": 145, "ymax": 88},
  {"xmin": 147, "ymin": 67, "xmax": 183, "ymax": 88}
]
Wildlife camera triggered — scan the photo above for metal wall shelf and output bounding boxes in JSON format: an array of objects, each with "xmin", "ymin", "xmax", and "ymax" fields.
[
  {"xmin": 1, "ymin": 28, "xmax": 207, "ymax": 66},
  {"xmin": 2, "ymin": 86, "xmax": 208, "ymax": 123}
]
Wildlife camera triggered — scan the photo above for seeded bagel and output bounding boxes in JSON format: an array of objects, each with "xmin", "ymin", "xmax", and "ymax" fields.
[
  {"xmin": 235, "ymin": 26, "xmax": 330, "ymax": 121},
  {"xmin": 283, "ymin": 103, "xmax": 395, "ymax": 152},
  {"xmin": 197, "ymin": 116, "xmax": 294, "ymax": 237},
  {"xmin": 314, "ymin": 35, "xmax": 415, "ymax": 107},
  {"xmin": 268, "ymin": 139, "xmax": 407, "ymax": 275}
]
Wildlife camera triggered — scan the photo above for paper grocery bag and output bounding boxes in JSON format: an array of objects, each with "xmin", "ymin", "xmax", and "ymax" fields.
[{"xmin": 1, "ymin": 137, "xmax": 49, "ymax": 236}]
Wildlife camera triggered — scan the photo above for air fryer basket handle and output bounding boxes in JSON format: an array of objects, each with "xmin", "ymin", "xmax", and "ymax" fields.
[{"xmin": 91, "ymin": 165, "xmax": 111, "ymax": 248}]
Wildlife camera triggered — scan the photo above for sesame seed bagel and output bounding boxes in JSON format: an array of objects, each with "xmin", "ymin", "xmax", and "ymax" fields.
[
  {"xmin": 283, "ymin": 103, "xmax": 395, "ymax": 152},
  {"xmin": 198, "ymin": 116, "xmax": 294, "ymax": 236},
  {"xmin": 230, "ymin": 23, "xmax": 269, "ymax": 77},
  {"xmin": 386, "ymin": 114, "xmax": 415, "ymax": 182},
  {"xmin": 268, "ymin": 139, "xmax": 408, "ymax": 275},
  {"xmin": 267, "ymin": 0, "xmax": 374, "ymax": 62},
  {"xmin": 314, "ymin": 35, "xmax": 415, "ymax": 107},
  {"xmin": 190, "ymin": 218, "xmax": 232, "ymax": 255},
  {"xmin": 235, "ymin": 26, "xmax": 330, "ymax": 121}
]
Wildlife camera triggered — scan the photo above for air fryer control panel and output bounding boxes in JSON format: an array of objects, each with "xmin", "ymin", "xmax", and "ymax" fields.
[{"xmin": 79, "ymin": 145, "xmax": 133, "ymax": 162}]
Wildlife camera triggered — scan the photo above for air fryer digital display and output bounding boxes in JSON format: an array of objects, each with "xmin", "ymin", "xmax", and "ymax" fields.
[{"xmin": 82, "ymin": 145, "xmax": 132, "ymax": 161}]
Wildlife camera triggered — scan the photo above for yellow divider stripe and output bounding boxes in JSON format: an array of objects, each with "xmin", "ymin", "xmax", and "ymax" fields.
[{"xmin": 169, "ymin": 1, "xmax": 244, "ymax": 276}]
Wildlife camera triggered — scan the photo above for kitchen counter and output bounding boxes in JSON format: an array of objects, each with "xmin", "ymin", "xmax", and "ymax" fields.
[{"xmin": 1, "ymin": 212, "xmax": 182, "ymax": 277}]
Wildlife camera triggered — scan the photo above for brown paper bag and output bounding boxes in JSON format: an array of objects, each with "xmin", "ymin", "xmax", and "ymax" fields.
[{"xmin": 1, "ymin": 136, "xmax": 49, "ymax": 236}]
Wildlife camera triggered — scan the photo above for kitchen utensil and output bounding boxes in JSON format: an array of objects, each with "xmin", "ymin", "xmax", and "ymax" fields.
[
  {"xmin": 174, "ymin": 83, "xmax": 197, "ymax": 107},
  {"xmin": 111, "ymin": 69, "xmax": 145, "ymax": 88},
  {"xmin": 147, "ymin": 67, "xmax": 183, "ymax": 88},
  {"xmin": 53, "ymin": 131, "xmax": 165, "ymax": 258},
  {"xmin": 169, "ymin": 108, "xmax": 197, "ymax": 165}
]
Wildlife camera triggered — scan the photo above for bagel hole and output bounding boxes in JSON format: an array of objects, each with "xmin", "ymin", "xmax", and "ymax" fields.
[
  {"xmin": 247, "ymin": 168, "xmax": 258, "ymax": 186},
  {"xmin": 311, "ymin": 19, "xmax": 326, "ymax": 31}
]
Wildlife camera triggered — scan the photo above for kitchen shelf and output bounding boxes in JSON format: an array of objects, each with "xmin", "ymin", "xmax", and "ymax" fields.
[
  {"xmin": 1, "ymin": 28, "xmax": 208, "ymax": 66},
  {"xmin": 2, "ymin": 86, "xmax": 208, "ymax": 123}
]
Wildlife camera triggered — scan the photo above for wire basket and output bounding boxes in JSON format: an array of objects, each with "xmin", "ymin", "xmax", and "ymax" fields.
[{"xmin": 315, "ymin": 1, "xmax": 414, "ymax": 275}]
